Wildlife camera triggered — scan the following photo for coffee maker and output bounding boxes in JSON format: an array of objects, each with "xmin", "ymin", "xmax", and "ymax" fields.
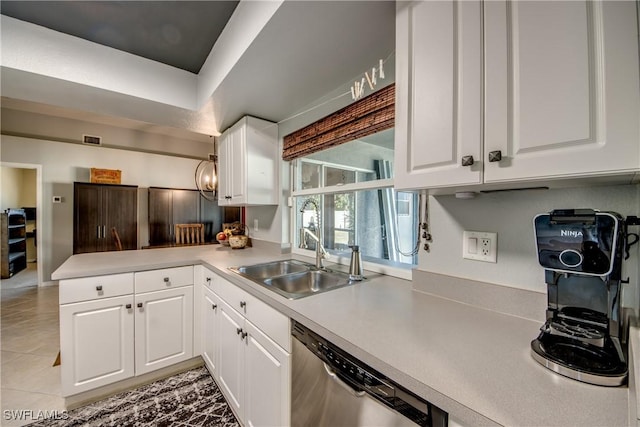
[{"xmin": 531, "ymin": 209, "xmax": 627, "ymax": 386}]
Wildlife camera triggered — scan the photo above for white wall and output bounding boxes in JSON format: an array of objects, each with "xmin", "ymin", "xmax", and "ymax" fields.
[
  {"xmin": 1, "ymin": 135, "xmax": 205, "ymax": 284},
  {"xmin": 420, "ymin": 184, "xmax": 640, "ymax": 312},
  {"xmin": 0, "ymin": 167, "xmax": 22, "ymax": 210},
  {"xmin": 1, "ymin": 167, "xmax": 39, "ymax": 210}
]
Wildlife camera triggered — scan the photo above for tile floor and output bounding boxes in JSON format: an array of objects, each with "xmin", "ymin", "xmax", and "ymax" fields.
[{"xmin": 1, "ymin": 264, "xmax": 65, "ymax": 427}]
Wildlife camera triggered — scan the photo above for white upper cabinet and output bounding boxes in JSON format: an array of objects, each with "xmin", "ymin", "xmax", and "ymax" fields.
[
  {"xmin": 218, "ymin": 116, "xmax": 279, "ymax": 206},
  {"xmin": 395, "ymin": 0, "xmax": 640, "ymax": 191},
  {"xmin": 484, "ymin": 1, "xmax": 640, "ymax": 183},
  {"xmin": 395, "ymin": 0, "xmax": 483, "ymax": 189}
]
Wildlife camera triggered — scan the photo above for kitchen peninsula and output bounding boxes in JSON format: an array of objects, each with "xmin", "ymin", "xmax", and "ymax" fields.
[{"xmin": 53, "ymin": 242, "xmax": 632, "ymax": 427}]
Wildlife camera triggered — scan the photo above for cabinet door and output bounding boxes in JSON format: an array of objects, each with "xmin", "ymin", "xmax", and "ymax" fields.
[
  {"xmin": 484, "ymin": 0, "xmax": 640, "ymax": 182},
  {"xmin": 135, "ymin": 286, "xmax": 194, "ymax": 375},
  {"xmin": 148, "ymin": 188, "xmax": 172, "ymax": 245},
  {"xmin": 395, "ymin": 0, "xmax": 482, "ymax": 190},
  {"xmin": 172, "ymin": 189, "xmax": 200, "ymax": 226},
  {"xmin": 73, "ymin": 183, "xmax": 103, "ymax": 254},
  {"xmin": 217, "ymin": 298, "xmax": 245, "ymax": 422},
  {"xmin": 228, "ymin": 124, "xmax": 247, "ymax": 204},
  {"xmin": 244, "ymin": 320, "xmax": 291, "ymax": 427},
  {"xmin": 60, "ymin": 295, "xmax": 134, "ymax": 396},
  {"xmin": 202, "ymin": 286, "xmax": 220, "ymax": 376},
  {"xmin": 199, "ymin": 194, "xmax": 222, "ymax": 243},
  {"xmin": 104, "ymin": 185, "xmax": 138, "ymax": 250},
  {"xmin": 217, "ymin": 132, "xmax": 232, "ymax": 204}
]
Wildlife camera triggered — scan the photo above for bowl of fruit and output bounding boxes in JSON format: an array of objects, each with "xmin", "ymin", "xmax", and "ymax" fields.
[{"xmin": 217, "ymin": 222, "xmax": 247, "ymax": 248}]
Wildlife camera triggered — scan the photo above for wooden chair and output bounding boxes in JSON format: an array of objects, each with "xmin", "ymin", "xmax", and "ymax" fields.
[
  {"xmin": 175, "ymin": 223, "xmax": 204, "ymax": 245},
  {"xmin": 111, "ymin": 227, "xmax": 123, "ymax": 251}
]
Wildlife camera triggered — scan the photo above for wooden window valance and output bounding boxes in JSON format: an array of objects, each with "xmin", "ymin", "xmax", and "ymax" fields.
[{"xmin": 282, "ymin": 83, "xmax": 395, "ymax": 161}]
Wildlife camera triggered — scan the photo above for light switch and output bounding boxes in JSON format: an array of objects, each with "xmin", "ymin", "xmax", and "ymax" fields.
[
  {"xmin": 463, "ymin": 230, "xmax": 497, "ymax": 263},
  {"xmin": 468, "ymin": 237, "xmax": 477, "ymax": 254}
]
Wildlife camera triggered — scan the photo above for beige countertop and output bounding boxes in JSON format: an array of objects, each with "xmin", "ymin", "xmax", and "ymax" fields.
[{"xmin": 53, "ymin": 243, "xmax": 630, "ymax": 427}]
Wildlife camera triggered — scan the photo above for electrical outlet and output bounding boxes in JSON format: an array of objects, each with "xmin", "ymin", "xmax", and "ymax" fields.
[{"xmin": 463, "ymin": 231, "xmax": 497, "ymax": 263}]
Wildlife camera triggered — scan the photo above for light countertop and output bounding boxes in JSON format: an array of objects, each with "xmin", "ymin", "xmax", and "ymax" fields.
[{"xmin": 53, "ymin": 243, "xmax": 630, "ymax": 427}]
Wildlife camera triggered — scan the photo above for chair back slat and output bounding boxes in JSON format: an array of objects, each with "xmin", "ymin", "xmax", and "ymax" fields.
[{"xmin": 175, "ymin": 224, "xmax": 204, "ymax": 245}]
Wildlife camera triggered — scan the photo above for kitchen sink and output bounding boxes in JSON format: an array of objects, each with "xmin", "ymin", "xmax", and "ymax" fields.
[
  {"xmin": 235, "ymin": 260, "xmax": 311, "ymax": 280},
  {"xmin": 230, "ymin": 260, "xmax": 357, "ymax": 299}
]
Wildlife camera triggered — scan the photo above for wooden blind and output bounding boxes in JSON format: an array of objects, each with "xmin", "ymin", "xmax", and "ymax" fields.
[{"xmin": 282, "ymin": 83, "xmax": 395, "ymax": 161}]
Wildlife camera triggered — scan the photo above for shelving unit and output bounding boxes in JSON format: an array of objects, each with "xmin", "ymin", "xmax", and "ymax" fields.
[{"xmin": 1, "ymin": 209, "xmax": 27, "ymax": 278}]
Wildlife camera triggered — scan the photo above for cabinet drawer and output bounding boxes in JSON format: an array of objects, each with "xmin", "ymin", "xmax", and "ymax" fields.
[
  {"xmin": 135, "ymin": 266, "xmax": 194, "ymax": 294},
  {"xmin": 59, "ymin": 273, "xmax": 134, "ymax": 304},
  {"xmin": 201, "ymin": 267, "xmax": 219, "ymax": 292},
  {"xmin": 218, "ymin": 276, "xmax": 290, "ymax": 352}
]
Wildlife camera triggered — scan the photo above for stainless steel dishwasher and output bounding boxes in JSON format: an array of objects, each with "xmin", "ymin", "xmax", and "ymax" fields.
[{"xmin": 292, "ymin": 321, "xmax": 448, "ymax": 427}]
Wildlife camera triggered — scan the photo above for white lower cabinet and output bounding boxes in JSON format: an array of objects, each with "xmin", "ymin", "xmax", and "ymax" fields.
[
  {"xmin": 201, "ymin": 285, "xmax": 220, "ymax": 374},
  {"xmin": 244, "ymin": 319, "xmax": 291, "ymax": 427},
  {"xmin": 60, "ymin": 294, "xmax": 135, "ymax": 396},
  {"xmin": 59, "ymin": 267, "xmax": 194, "ymax": 397},
  {"xmin": 199, "ymin": 268, "xmax": 291, "ymax": 427},
  {"xmin": 134, "ymin": 286, "xmax": 193, "ymax": 375},
  {"xmin": 217, "ymin": 298, "xmax": 246, "ymax": 417}
]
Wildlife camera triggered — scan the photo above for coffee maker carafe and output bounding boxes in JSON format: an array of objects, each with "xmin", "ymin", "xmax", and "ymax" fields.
[{"xmin": 531, "ymin": 209, "xmax": 627, "ymax": 386}]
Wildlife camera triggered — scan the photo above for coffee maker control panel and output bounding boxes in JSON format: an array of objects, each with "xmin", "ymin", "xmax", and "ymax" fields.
[{"xmin": 534, "ymin": 209, "xmax": 622, "ymax": 276}]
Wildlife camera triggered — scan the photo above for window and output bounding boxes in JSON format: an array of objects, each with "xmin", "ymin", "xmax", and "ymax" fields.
[{"xmin": 292, "ymin": 130, "xmax": 418, "ymax": 268}]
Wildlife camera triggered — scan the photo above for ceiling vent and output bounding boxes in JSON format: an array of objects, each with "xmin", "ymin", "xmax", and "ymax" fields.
[{"xmin": 82, "ymin": 134, "xmax": 102, "ymax": 146}]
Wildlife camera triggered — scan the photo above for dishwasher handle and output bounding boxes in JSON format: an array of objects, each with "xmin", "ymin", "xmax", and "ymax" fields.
[{"xmin": 323, "ymin": 362, "xmax": 366, "ymax": 398}]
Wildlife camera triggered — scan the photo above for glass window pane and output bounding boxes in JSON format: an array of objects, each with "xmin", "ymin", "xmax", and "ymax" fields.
[
  {"xmin": 300, "ymin": 162, "xmax": 321, "ymax": 189},
  {"xmin": 297, "ymin": 196, "xmax": 321, "ymax": 251},
  {"xmin": 325, "ymin": 167, "xmax": 356, "ymax": 186}
]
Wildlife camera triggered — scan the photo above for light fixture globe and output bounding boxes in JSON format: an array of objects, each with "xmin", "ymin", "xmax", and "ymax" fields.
[{"xmin": 195, "ymin": 158, "xmax": 217, "ymax": 201}]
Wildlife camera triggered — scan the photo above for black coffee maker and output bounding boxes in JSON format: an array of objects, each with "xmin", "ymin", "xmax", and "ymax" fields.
[{"xmin": 531, "ymin": 209, "xmax": 627, "ymax": 386}]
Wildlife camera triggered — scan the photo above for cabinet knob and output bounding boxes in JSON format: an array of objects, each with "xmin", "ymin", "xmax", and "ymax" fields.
[
  {"xmin": 137, "ymin": 302, "xmax": 143, "ymax": 308},
  {"xmin": 461, "ymin": 155, "xmax": 474, "ymax": 167},
  {"xmin": 241, "ymin": 331, "xmax": 248, "ymax": 340},
  {"xmin": 125, "ymin": 304, "xmax": 132, "ymax": 309},
  {"xmin": 163, "ymin": 277, "xmax": 170, "ymax": 283},
  {"xmin": 96, "ymin": 285, "xmax": 103, "ymax": 291},
  {"xmin": 212, "ymin": 304, "xmax": 217, "ymax": 310},
  {"xmin": 236, "ymin": 327, "xmax": 243, "ymax": 335},
  {"xmin": 206, "ymin": 277, "xmax": 211, "ymax": 283},
  {"xmin": 240, "ymin": 301, "xmax": 246, "ymax": 309},
  {"xmin": 488, "ymin": 150, "xmax": 503, "ymax": 163},
  {"xmin": 225, "ymin": 196, "xmax": 232, "ymax": 200}
]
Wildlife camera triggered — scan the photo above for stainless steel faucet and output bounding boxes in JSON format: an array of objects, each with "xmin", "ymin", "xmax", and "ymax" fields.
[{"xmin": 299, "ymin": 198, "xmax": 327, "ymax": 269}]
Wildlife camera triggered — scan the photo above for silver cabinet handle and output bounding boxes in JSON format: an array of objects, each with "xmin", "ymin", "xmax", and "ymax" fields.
[
  {"xmin": 103, "ymin": 225, "xmax": 106, "ymax": 239},
  {"xmin": 488, "ymin": 150, "xmax": 503, "ymax": 163},
  {"xmin": 97, "ymin": 226, "xmax": 101, "ymax": 239},
  {"xmin": 461, "ymin": 155, "xmax": 474, "ymax": 166}
]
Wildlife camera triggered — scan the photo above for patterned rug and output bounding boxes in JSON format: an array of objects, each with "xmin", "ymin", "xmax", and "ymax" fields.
[{"xmin": 28, "ymin": 367, "xmax": 239, "ymax": 427}]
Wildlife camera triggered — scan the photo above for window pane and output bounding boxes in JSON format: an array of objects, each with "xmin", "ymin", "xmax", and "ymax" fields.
[
  {"xmin": 323, "ymin": 192, "xmax": 354, "ymax": 251},
  {"xmin": 325, "ymin": 167, "xmax": 356, "ymax": 186},
  {"xmin": 297, "ymin": 196, "xmax": 321, "ymax": 250},
  {"xmin": 300, "ymin": 162, "xmax": 321, "ymax": 189}
]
